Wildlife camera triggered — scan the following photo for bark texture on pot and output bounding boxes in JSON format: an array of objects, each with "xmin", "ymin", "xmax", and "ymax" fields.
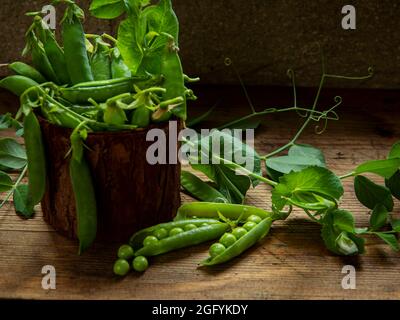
[{"xmin": 39, "ymin": 118, "xmax": 181, "ymax": 243}]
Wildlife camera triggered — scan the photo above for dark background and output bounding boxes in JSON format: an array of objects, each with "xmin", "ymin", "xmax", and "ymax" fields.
[{"xmin": 0, "ymin": 0, "xmax": 399, "ymax": 88}]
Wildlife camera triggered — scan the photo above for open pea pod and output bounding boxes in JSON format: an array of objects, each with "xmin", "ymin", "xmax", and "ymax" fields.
[
  {"xmin": 201, "ymin": 217, "xmax": 273, "ymax": 266},
  {"xmin": 129, "ymin": 218, "xmax": 223, "ymax": 250},
  {"xmin": 175, "ymin": 202, "xmax": 272, "ymax": 222},
  {"xmin": 133, "ymin": 222, "xmax": 230, "ymax": 257}
]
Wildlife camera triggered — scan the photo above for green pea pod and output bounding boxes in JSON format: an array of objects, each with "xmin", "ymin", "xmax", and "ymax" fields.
[
  {"xmin": 134, "ymin": 223, "xmax": 230, "ymax": 257},
  {"xmin": 0, "ymin": 76, "xmax": 39, "ymax": 97},
  {"xmin": 69, "ymin": 129, "xmax": 97, "ymax": 254},
  {"xmin": 23, "ymin": 111, "xmax": 46, "ymax": 206},
  {"xmin": 129, "ymin": 218, "xmax": 222, "ymax": 249},
  {"xmin": 90, "ymin": 37, "xmax": 112, "ymax": 81},
  {"xmin": 25, "ymin": 30, "xmax": 60, "ymax": 84},
  {"xmin": 201, "ymin": 218, "xmax": 273, "ymax": 266},
  {"xmin": 181, "ymin": 170, "xmax": 229, "ymax": 203},
  {"xmin": 61, "ymin": 2, "xmax": 94, "ymax": 85},
  {"xmin": 131, "ymin": 105, "xmax": 151, "ymax": 128},
  {"xmin": 34, "ymin": 16, "xmax": 70, "ymax": 85},
  {"xmin": 60, "ymin": 77, "xmax": 148, "ymax": 104},
  {"xmin": 160, "ymin": 34, "xmax": 186, "ymax": 120},
  {"xmin": 111, "ymin": 47, "xmax": 132, "ymax": 79},
  {"xmin": 175, "ymin": 202, "xmax": 272, "ymax": 222},
  {"xmin": 9, "ymin": 62, "xmax": 46, "ymax": 84}
]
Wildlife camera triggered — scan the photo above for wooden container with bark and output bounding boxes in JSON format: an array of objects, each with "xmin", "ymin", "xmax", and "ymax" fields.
[{"xmin": 39, "ymin": 118, "xmax": 181, "ymax": 243}]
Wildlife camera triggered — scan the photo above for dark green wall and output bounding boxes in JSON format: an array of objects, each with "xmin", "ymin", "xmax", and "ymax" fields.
[{"xmin": 0, "ymin": 1, "xmax": 398, "ymax": 88}]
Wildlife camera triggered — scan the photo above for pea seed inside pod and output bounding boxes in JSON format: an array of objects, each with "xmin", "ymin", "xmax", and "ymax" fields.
[
  {"xmin": 219, "ymin": 233, "xmax": 237, "ymax": 247},
  {"xmin": 209, "ymin": 243, "xmax": 226, "ymax": 258},
  {"xmin": 200, "ymin": 223, "xmax": 209, "ymax": 227},
  {"xmin": 243, "ymin": 221, "xmax": 257, "ymax": 231},
  {"xmin": 154, "ymin": 228, "xmax": 168, "ymax": 240},
  {"xmin": 247, "ymin": 215, "xmax": 262, "ymax": 224},
  {"xmin": 232, "ymin": 227, "xmax": 247, "ymax": 239},
  {"xmin": 143, "ymin": 235, "xmax": 159, "ymax": 247},
  {"xmin": 169, "ymin": 227, "xmax": 184, "ymax": 237},
  {"xmin": 184, "ymin": 224, "xmax": 197, "ymax": 231}
]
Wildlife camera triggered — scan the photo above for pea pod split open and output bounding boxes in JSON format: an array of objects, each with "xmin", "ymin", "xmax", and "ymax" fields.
[
  {"xmin": 201, "ymin": 217, "xmax": 273, "ymax": 266},
  {"xmin": 129, "ymin": 218, "xmax": 224, "ymax": 250}
]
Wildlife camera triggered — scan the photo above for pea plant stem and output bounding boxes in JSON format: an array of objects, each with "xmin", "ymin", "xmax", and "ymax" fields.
[
  {"xmin": 339, "ymin": 172, "xmax": 355, "ymax": 180},
  {"xmin": 0, "ymin": 165, "xmax": 28, "ymax": 208},
  {"xmin": 262, "ymin": 74, "xmax": 327, "ymax": 160}
]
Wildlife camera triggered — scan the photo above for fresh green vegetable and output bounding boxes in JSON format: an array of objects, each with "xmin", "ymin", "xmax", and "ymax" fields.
[
  {"xmin": 202, "ymin": 218, "xmax": 273, "ymax": 266},
  {"xmin": 61, "ymin": 1, "xmax": 94, "ymax": 84},
  {"xmin": 117, "ymin": 244, "xmax": 135, "ymax": 260},
  {"xmin": 0, "ymin": 76, "xmax": 39, "ymax": 97},
  {"xmin": 113, "ymin": 259, "xmax": 130, "ymax": 276},
  {"xmin": 89, "ymin": 35, "xmax": 112, "ymax": 81},
  {"xmin": 132, "ymin": 256, "xmax": 149, "ymax": 272},
  {"xmin": 9, "ymin": 62, "xmax": 46, "ymax": 84},
  {"xmin": 133, "ymin": 223, "xmax": 229, "ymax": 257},
  {"xmin": 33, "ymin": 15, "xmax": 70, "ymax": 85},
  {"xmin": 219, "ymin": 233, "xmax": 237, "ymax": 247},
  {"xmin": 22, "ymin": 110, "xmax": 46, "ymax": 207},
  {"xmin": 69, "ymin": 125, "xmax": 97, "ymax": 254}
]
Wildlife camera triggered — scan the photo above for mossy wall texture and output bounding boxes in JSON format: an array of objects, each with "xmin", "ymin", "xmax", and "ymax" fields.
[{"xmin": 0, "ymin": 0, "xmax": 398, "ymax": 88}]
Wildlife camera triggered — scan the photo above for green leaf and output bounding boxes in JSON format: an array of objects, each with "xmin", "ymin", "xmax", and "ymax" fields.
[
  {"xmin": 266, "ymin": 144, "xmax": 326, "ymax": 181},
  {"xmin": 354, "ymin": 158, "xmax": 400, "ymax": 179},
  {"xmin": 288, "ymin": 144, "xmax": 326, "ymax": 165},
  {"xmin": 369, "ymin": 204, "xmax": 388, "ymax": 231},
  {"xmin": 272, "ymin": 166, "xmax": 343, "ymax": 210},
  {"xmin": 89, "ymin": 0, "xmax": 126, "ymax": 19},
  {"xmin": 0, "ymin": 138, "xmax": 27, "ymax": 170},
  {"xmin": 0, "ymin": 171, "xmax": 13, "ymax": 192},
  {"xmin": 391, "ymin": 219, "xmax": 400, "ymax": 232},
  {"xmin": 117, "ymin": 7, "xmax": 144, "ymax": 74},
  {"xmin": 188, "ymin": 130, "xmax": 262, "ymax": 204},
  {"xmin": 385, "ymin": 171, "xmax": 400, "ymax": 200},
  {"xmin": 331, "ymin": 209, "xmax": 355, "ymax": 233},
  {"xmin": 321, "ymin": 209, "xmax": 363, "ymax": 255},
  {"xmin": 354, "ymin": 175, "xmax": 393, "ymax": 211},
  {"xmin": 336, "ymin": 232, "xmax": 359, "ymax": 255},
  {"xmin": 13, "ymin": 184, "xmax": 35, "ymax": 218},
  {"xmin": 266, "ymin": 155, "xmax": 324, "ymax": 175},
  {"xmin": 375, "ymin": 232, "xmax": 399, "ymax": 251},
  {"xmin": 180, "ymin": 170, "xmax": 228, "ymax": 203},
  {"xmin": 141, "ymin": 0, "xmax": 179, "ymax": 43},
  {"xmin": 388, "ymin": 141, "xmax": 400, "ymax": 159}
]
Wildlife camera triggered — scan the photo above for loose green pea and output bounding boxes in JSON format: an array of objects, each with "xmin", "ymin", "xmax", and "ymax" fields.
[
  {"xmin": 219, "ymin": 233, "xmax": 237, "ymax": 247},
  {"xmin": 184, "ymin": 224, "xmax": 197, "ymax": 231},
  {"xmin": 154, "ymin": 228, "xmax": 168, "ymax": 240},
  {"xmin": 133, "ymin": 256, "xmax": 149, "ymax": 272},
  {"xmin": 143, "ymin": 235, "xmax": 159, "ymax": 247},
  {"xmin": 117, "ymin": 244, "xmax": 134, "ymax": 260},
  {"xmin": 232, "ymin": 227, "xmax": 247, "ymax": 239},
  {"xmin": 113, "ymin": 259, "xmax": 130, "ymax": 276},
  {"xmin": 209, "ymin": 243, "xmax": 226, "ymax": 258},
  {"xmin": 169, "ymin": 227, "xmax": 184, "ymax": 237},
  {"xmin": 247, "ymin": 215, "xmax": 262, "ymax": 224},
  {"xmin": 243, "ymin": 221, "xmax": 257, "ymax": 231}
]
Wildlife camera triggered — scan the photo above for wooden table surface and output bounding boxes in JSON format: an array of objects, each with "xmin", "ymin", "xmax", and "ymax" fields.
[{"xmin": 0, "ymin": 85, "xmax": 399, "ymax": 300}]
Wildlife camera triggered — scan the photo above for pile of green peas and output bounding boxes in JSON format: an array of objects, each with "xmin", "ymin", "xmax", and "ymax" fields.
[{"xmin": 208, "ymin": 215, "xmax": 263, "ymax": 259}]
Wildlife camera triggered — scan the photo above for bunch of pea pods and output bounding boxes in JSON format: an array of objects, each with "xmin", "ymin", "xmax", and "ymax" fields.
[{"xmin": 0, "ymin": 1, "xmax": 195, "ymax": 254}]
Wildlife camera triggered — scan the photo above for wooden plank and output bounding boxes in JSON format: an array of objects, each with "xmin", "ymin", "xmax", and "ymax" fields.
[{"xmin": 0, "ymin": 86, "xmax": 399, "ymax": 300}]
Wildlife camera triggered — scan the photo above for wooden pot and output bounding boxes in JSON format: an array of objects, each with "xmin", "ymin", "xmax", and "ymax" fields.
[{"xmin": 39, "ymin": 118, "xmax": 181, "ymax": 243}]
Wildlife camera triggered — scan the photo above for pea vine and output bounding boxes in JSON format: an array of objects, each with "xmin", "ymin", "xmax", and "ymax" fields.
[{"xmin": 182, "ymin": 62, "xmax": 400, "ymax": 255}]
